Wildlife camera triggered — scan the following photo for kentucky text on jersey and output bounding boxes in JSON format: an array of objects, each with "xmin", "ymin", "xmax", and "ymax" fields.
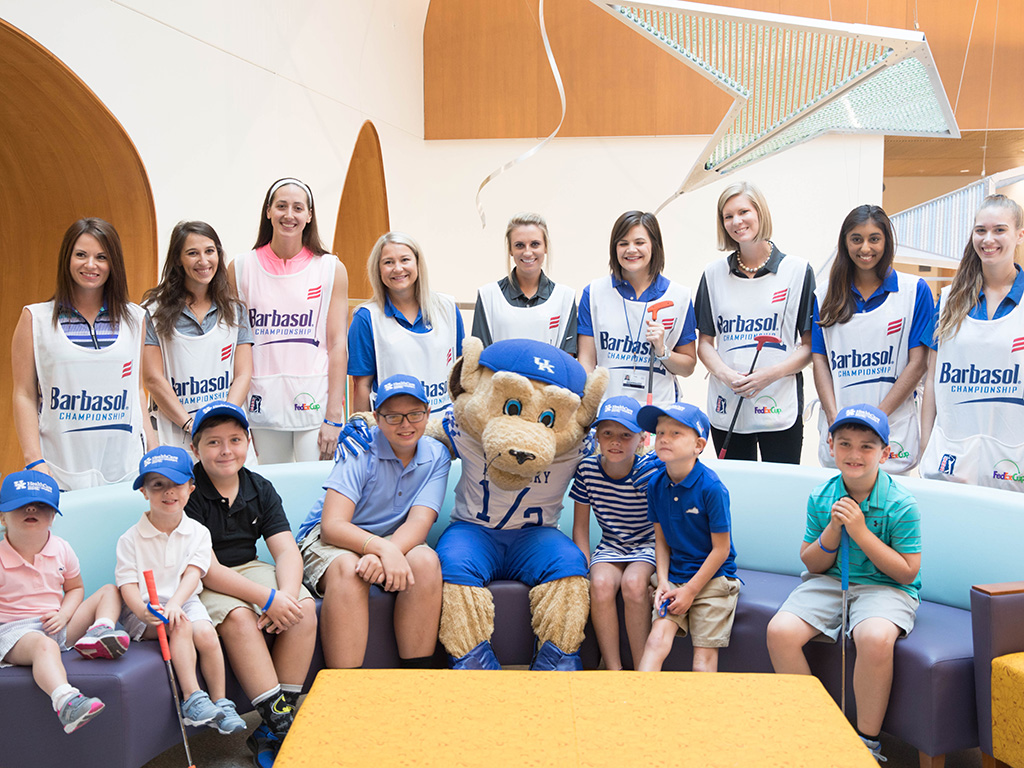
[
  {"xmin": 715, "ymin": 312, "xmax": 779, "ymax": 335},
  {"xmin": 939, "ymin": 363, "xmax": 1020, "ymax": 390},
  {"xmin": 598, "ymin": 331, "xmax": 652, "ymax": 356},
  {"xmin": 172, "ymin": 373, "xmax": 230, "ymax": 399},
  {"xmin": 249, "ymin": 308, "xmax": 314, "ymax": 330},
  {"xmin": 830, "ymin": 346, "xmax": 895, "ymax": 375}
]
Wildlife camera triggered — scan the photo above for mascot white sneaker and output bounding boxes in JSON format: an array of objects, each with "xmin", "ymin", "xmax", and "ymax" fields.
[{"xmin": 434, "ymin": 338, "xmax": 607, "ymax": 670}]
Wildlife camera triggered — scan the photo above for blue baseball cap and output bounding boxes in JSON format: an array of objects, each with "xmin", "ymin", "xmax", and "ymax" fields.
[
  {"xmin": 0, "ymin": 470, "xmax": 61, "ymax": 514},
  {"xmin": 478, "ymin": 339, "xmax": 587, "ymax": 397},
  {"xmin": 133, "ymin": 447, "xmax": 195, "ymax": 490},
  {"xmin": 375, "ymin": 374, "xmax": 429, "ymax": 410},
  {"xmin": 829, "ymin": 404, "xmax": 890, "ymax": 444},
  {"xmin": 637, "ymin": 402, "xmax": 711, "ymax": 440},
  {"xmin": 191, "ymin": 400, "xmax": 249, "ymax": 438},
  {"xmin": 594, "ymin": 396, "xmax": 642, "ymax": 432}
]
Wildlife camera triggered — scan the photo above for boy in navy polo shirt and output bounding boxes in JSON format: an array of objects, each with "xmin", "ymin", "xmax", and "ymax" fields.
[
  {"xmin": 297, "ymin": 374, "xmax": 449, "ymax": 669},
  {"xmin": 634, "ymin": 402, "xmax": 739, "ymax": 673},
  {"xmin": 766, "ymin": 404, "xmax": 921, "ymax": 763},
  {"xmin": 185, "ymin": 401, "xmax": 317, "ymax": 766}
]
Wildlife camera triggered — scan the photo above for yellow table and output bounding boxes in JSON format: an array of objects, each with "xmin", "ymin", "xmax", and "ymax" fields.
[{"xmin": 276, "ymin": 670, "xmax": 876, "ymax": 768}]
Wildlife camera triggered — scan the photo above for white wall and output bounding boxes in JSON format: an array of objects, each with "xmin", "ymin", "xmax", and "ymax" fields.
[{"xmin": 1, "ymin": 1, "xmax": 882, "ymax": 299}]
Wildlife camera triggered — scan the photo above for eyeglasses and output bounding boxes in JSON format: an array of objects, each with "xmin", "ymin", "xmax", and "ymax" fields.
[{"xmin": 378, "ymin": 410, "xmax": 429, "ymax": 425}]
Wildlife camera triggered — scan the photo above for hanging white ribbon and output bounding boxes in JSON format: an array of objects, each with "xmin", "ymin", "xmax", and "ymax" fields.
[{"xmin": 475, "ymin": 0, "xmax": 567, "ymax": 228}]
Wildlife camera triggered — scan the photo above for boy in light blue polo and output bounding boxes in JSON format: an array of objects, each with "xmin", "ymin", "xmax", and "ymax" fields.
[
  {"xmin": 298, "ymin": 374, "xmax": 450, "ymax": 669},
  {"xmin": 634, "ymin": 402, "xmax": 740, "ymax": 674},
  {"xmin": 766, "ymin": 404, "xmax": 921, "ymax": 763}
]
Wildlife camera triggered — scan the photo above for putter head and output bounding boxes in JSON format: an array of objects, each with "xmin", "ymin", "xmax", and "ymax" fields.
[
  {"xmin": 753, "ymin": 334, "xmax": 780, "ymax": 350},
  {"xmin": 647, "ymin": 299, "xmax": 674, "ymax": 322}
]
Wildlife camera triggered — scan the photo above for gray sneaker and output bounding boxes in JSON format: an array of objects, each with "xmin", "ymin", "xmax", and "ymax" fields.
[
  {"xmin": 181, "ymin": 690, "xmax": 224, "ymax": 726},
  {"xmin": 213, "ymin": 698, "xmax": 247, "ymax": 735},
  {"xmin": 58, "ymin": 694, "xmax": 105, "ymax": 733},
  {"xmin": 860, "ymin": 735, "xmax": 888, "ymax": 763}
]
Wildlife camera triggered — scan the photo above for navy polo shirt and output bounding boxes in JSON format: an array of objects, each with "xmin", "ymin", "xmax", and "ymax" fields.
[
  {"xmin": 646, "ymin": 459, "xmax": 737, "ymax": 583},
  {"xmin": 185, "ymin": 463, "xmax": 292, "ymax": 568}
]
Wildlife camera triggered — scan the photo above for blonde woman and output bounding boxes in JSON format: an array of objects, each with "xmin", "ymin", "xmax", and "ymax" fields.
[
  {"xmin": 348, "ymin": 232, "xmax": 464, "ymax": 414},
  {"xmin": 921, "ymin": 194, "xmax": 1024, "ymax": 490},
  {"xmin": 472, "ymin": 212, "xmax": 577, "ymax": 352}
]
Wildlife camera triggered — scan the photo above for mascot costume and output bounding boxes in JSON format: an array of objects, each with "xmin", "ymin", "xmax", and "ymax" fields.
[{"xmin": 434, "ymin": 338, "xmax": 607, "ymax": 670}]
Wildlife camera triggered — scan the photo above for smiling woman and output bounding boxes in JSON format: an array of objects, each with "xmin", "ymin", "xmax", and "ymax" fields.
[
  {"xmin": 10, "ymin": 218, "xmax": 154, "ymax": 490},
  {"xmin": 230, "ymin": 178, "xmax": 350, "ymax": 464},
  {"xmin": 141, "ymin": 221, "xmax": 253, "ymax": 449},
  {"xmin": 347, "ymin": 232, "xmax": 465, "ymax": 415}
]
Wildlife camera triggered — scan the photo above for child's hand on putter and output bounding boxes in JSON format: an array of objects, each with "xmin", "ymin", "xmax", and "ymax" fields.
[
  {"xmin": 830, "ymin": 497, "xmax": 866, "ymax": 536},
  {"xmin": 662, "ymin": 585, "xmax": 695, "ymax": 616}
]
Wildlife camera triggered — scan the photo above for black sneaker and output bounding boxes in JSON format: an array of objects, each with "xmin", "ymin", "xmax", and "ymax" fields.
[{"xmin": 246, "ymin": 724, "xmax": 280, "ymax": 768}]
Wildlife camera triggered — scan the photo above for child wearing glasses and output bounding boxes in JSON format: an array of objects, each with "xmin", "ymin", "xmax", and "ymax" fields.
[{"xmin": 297, "ymin": 374, "xmax": 450, "ymax": 669}]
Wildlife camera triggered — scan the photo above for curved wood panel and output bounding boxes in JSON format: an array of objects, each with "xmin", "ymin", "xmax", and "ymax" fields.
[
  {"xmin": 0, "ymin": 19, "xmax": 158, "ymax": 475},
  {"xmin": 425, "ymin": 0, "xmax": 1024, "ymax": 139},
  {"xmin": 334, "ymin": 121, "xmax": 390, "ymax": 303}
]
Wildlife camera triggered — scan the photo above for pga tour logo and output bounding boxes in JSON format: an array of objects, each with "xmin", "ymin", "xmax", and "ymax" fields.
[
  {"xmin": 715, "ymin": 396, "xmax": 727, "ymax": 415},
  {"xmin": 938, "ymin": 454, "xmax": 956, "ymax": 475}
]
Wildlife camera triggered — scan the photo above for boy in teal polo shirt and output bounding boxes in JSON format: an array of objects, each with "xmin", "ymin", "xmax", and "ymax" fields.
[
  {"xmin": 297, "ymin": 374, "xmax": 450, "ymax": 670},
  {"xmin": 766, "ymin": 404, "xmax": 921, "ymax": 763}
]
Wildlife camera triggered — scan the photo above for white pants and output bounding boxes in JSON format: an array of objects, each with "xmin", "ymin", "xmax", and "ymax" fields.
[{"xmin": 252, "ymin": 427, "xmax": 320, "ymax": 464}]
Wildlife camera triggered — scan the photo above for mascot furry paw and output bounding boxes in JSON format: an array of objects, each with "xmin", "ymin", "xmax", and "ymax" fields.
[{"xmin": 432, "ymin": 338, "xmax": 607, "ymax": 670}]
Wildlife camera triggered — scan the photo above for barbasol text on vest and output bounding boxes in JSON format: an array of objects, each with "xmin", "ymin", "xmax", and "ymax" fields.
[
  {"xmin": 249, "ymin": 309, "xmax": 314, "ymax": 329},
  {"xmin": 50, "ymin": 387, "xmax": 128, "ymax": 412},
  {"xmin": 171, "ymin": 373, "xmax": 230, "ymax": 398},
  {"xmin": 715, "ymin": 313, "xmax": 779, "ymax": 335}
]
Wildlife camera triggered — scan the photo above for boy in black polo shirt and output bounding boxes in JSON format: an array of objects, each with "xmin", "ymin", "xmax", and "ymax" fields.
[{"xmin": 185, "ymin": 401, "xmax": 316, "ymax": 766}]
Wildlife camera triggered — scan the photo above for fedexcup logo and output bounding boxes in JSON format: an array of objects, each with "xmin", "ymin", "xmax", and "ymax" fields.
[
  {"xmin": 293, "ymin": 392, "xmax": 321, "ymax": 411},
  {"xmin": 887, "ymin": 441, "xmax": 910, "ymax": 460},
  {"xmin": 753, "ymin": 396, "xmax": 782, "ymax": 415},
  {"xmin": 992, "ymin": 459, "xmax": 1024, "ymax": 484}
]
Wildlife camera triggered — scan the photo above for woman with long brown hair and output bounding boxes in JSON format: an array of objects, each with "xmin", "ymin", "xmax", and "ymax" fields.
[
  {"xmin": 142, "ymin": 221, "xmax": 253, "ymax": 448},
  {"xmin": 11, "ymin": 218, "xmax": 154, "ymax": 489},
  {"xmin": 230, "ymin": 178, "xmax": 349, "ymax": 463},
  {"xmin": 921, "ymin": 194, "xmax": 1024, "ymax": 490}
]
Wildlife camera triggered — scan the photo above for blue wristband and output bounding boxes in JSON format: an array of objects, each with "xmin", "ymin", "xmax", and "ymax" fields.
[
  {"xmin": 817, "ymin": 535, "xmax": 838, "ymax": 554},
  {"xmin": 146, "ymin": 602, "xmax": 169, "ymax": 624},
  {"xmin": 262, "ymin": 589, "xmax": 276, "ymax": 613},
  {"xmin": 25, "ymin": 459, "xmax": 45, "ymax": 470},
  {"xmin": 323, "ymin": 418, "xmax": 344, "ymax": 428}
]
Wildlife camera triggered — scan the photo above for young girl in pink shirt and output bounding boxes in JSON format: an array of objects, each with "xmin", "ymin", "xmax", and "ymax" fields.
[{"xmin": 0, "ymin": 471, "xmax": 129, "ymax": 733}]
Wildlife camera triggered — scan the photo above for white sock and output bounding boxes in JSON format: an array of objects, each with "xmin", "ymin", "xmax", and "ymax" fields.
[
  {"xmin": 51, "ymin": 683, "xmax": 79, "ymax": 712},
  {"xmin": 280, "ymin": 684, "xmax": 302, "ymax": 694},
  {"xmin": 88, "ymin": 618, "xmax": 115, "ymax": 631},
  {"xmin": 251, "ymin": 685, "xmax": 281, "ymax": 706}
]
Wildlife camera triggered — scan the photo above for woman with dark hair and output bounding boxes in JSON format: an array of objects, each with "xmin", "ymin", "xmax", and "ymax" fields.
[
  {"xmin": 812, "ymin": 205, "xmax": 933, "ymax": 473},
  {"xmin": 694, "ymin": 182, "xmax": 815, "ymax": 464},
  {"xmin": 142, "ymin": 221, "xmax": 253, "ymax": 448},
  {"xmin": 11, "ymin": 218, "xmax": 154, "ymax": 489},
  {"xmin": 577, "ymin": 210, "xmax": 697, "ymax": 405},
  {"xmin": 229, "ymin": 178, "xmax": 349, "ymax": 463},
  {"xmin": 921, "ymin": 194, "xmax": 1024, "ymax": 490},
  {"xmin": 348, "ymin": 231, "xmax": 463, "ymax": 414},
  {"xmin": 472, "ymin": 212, "xmax": 577, "ymax": 352}
]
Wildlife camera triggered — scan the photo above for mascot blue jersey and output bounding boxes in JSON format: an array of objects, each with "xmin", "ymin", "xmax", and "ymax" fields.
[{"xmin": 444, "ymin": 410, "xmax": 591, "ymax": 529}]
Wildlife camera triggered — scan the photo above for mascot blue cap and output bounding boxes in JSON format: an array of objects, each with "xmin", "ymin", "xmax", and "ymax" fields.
[{"xmin": 478, "ymin": 339, "xmax": 587, "ymax": 397}]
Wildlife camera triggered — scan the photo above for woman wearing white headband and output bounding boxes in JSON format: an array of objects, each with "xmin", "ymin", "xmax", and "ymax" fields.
[{"xmin": 229, "ymin": 178, "xmax": 349, "ymax": 463}]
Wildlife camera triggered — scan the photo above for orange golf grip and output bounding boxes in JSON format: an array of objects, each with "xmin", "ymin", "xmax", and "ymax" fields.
[{"xmin": 143, "ymin": 569, "xmax": 172, "ymax": 662}]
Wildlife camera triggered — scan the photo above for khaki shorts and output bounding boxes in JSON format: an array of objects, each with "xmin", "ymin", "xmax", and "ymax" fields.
[
  {"xmin": 199, "ymin": 559, "xmax": 315, "ymax": 627},
  {"xmin": 777, "ymin": 572, "xmax": 919, "ymax": 642},
  {"xmin": 652, "ymin": 575, "xmax": 741, "ymax": 648},
  {"xmin": 299, "ymin": 523, "xmax": 429, "ymax": 597},
  {"xmin": 120, "ymin": 595, "xmax": 212, "ymax": 641}
]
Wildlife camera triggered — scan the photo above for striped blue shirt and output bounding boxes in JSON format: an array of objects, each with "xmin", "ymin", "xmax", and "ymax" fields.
[
  {"xmin": 570, "ymin": 451, "xmax": 661, "ymax": 563},
  {"xmin": 57, "ymin": 304, "xmax": 118, "ymax": 349}
]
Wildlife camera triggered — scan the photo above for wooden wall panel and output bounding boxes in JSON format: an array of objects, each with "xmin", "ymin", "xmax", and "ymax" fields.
[
  {"xmin": 425, "ymin": 0, "xmax": 1024, "ymax": 139},
  {"xmin": 333, "ymin": 121, "xmax": 390, "ymax": 303},
  {"xmin": 0, "ymin": 19, "xmax": 158, "ymax": 476}
]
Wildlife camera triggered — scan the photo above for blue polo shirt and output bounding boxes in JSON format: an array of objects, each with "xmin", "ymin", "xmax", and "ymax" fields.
[
  {"xmin": 804, "ymin": 470, "xmax": 921, "ymax": 599},
  {"xmin": 811, "ymin": 270, "xmax": 936, "ymax": 354},
  {"xmin": 578, "ymin": 273, "xmax": 697, "ymax": 346},
  {"xmin": 347, "ymin": 296, "xmax": 465, "ymax": 377},
  {"xmin": 646, "ymin": 459, "xmax": 737, "ymax": 583},
  {"xmin": 927, "ymin": 264, "xmax": 1024, "ymax": 349},
  {"xmin": 297, "ymin": 428, "xmax": 451, "ymax": 542}
]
